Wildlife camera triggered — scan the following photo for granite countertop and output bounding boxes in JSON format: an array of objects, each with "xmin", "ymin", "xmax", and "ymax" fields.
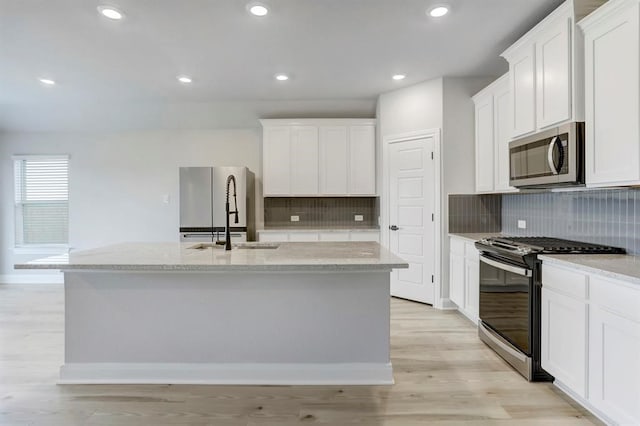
[
  {"xmin": 260, "ymin": 228, "xmax": 380, "ymax": 232},
  {"xmin": 15, "ymin": 241, "xmax": 408, "ymax": 272},
  {"xmin": 450, "ymin": 233, "xmax": 640, "ymax": 285},
  {"xmin": 539, "ymin": 254, "xmax": 640, "ymax": 286},
  {"xmin": 448, "ymin": 232, "xmax": 506, "ymax": 242}
]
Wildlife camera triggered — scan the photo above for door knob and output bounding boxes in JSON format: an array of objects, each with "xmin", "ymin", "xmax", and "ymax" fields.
[{"xmin": 389, "ymin": 225, "xmax": 399, "ymax": 231}]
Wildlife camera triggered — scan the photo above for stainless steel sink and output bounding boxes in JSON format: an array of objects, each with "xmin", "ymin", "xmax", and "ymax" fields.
[{"xmin": 188, "ymin": 243, "xmax": 280, "ymax": 250}]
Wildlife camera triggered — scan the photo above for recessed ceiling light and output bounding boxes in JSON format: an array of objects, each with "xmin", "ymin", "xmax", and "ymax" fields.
[
  {"xmin": 392, "ymin": 74, "xmax": 406, "ymax": 81},
  {"xmin": 177, "ymin": 75, "xmax": 193, "ymax": 84},
  {"xmin": 247, "ymin": 2, "xmax": 269, "ymax": 16},
  {"xmin": 97, "ymin": 5, "xmax": 124, "ymax": 20},
  {"xmin": 38, "ymin": 78, "xmax": 56, "ymax": 86},
  {"xmin": 275, "ymin": 74, "xmax": 289, "ymax": 81},
  {"xmin": 428, "ymin": 5, "xmax": 449, "ymax": 18}
]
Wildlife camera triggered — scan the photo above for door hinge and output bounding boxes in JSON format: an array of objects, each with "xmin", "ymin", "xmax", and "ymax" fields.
[
  {"xmin": 431, "ymin": 275, "xmax": 434, "ymax": 283},
  {"xmin": 431, "ymin": 213, "xmax": 435, "ymax": 222},
  {"xmin": 431, "ymin": 152, "xmax": 434, "ymax": 160}
]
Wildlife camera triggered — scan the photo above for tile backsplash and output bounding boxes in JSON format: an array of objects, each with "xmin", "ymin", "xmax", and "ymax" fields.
[
  {"xmin": 264, "ymin": 197, "xmax": 378, "ymax": 229},
  {"xmin": 502, "ymin": 188, "xmax": 640, "ymax": 254},
  {"xmin": 448, "ymin": 194, "xmax": 502, "ymax": 233}
]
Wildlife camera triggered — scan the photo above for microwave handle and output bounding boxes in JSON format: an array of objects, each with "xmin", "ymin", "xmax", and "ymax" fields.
[{"xmin": 547, "ymin": 137, "xmax": 562, "ymax": 175}]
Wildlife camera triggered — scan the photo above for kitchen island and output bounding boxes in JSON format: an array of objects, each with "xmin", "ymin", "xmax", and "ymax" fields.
[{"xmin": 16, "ymin": 242, "xmax": 407, "ymax": 385}]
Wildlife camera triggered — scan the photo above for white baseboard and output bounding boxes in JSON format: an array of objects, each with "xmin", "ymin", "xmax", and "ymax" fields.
[
  {"xmin": 437, "ymin": 298, "xmax": 458, "ymax": 310},
  {"xmin": 59, "ymin": 362, "xmax": 394, "ymax": 385},
  {"xmin": 0, "ymin": 273, "xmax": 63, "ymax": 284},
  {"xmin": 553, "ymin": 380, "xmax": 614, "ymax": 426}
]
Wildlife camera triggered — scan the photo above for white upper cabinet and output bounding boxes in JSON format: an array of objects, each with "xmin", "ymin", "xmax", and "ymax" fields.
[
  {"xmin": 501, "ymin": 0, "xmax": 604, "ymax": 138},
  {"xmin": 580, "ymin": 0, "xmax": 640, "ymax": 187},
  {"xmin": 474, "ymin": 93, "xmax": 495, "ymax": 192},
  {"xmin": 291, "ymin": 126, "xmax": 319, "ymax": 195},
  {"xmin": 473, "ymin": 74, "xmax": 516, "ymax": 193},
  {"xmin": 494, "ymin": 80, "xmax": 514, "ymax": 192},
  {"xmin": 349, "ymin": 125, "xmax": 376, "ymax": 195},
  {"xmin": 319, "ymin": 126, "xmax": 349, "ymax": 195},
  {"xmin": 536, "ymin": 15, "xmax": 572, "ymax": 128},
  {"xmin": 261, "ymin": 119, "xmax": 376, "ymax": 197},
  {"xmin": 262, "ymin": 126, "xmax": 291, "ymax": 195},
  {"xmin": 509, "ymin": 43, "xmax": 537, "ymax": 137}
]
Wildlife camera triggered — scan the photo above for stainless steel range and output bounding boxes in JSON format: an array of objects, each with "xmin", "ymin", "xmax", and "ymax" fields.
[{"xmin": 474, "ymin": 236, "xmax": 625, "ymax": 381}]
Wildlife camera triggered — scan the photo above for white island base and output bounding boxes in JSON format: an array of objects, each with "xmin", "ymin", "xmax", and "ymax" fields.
[{"xmin": 60, "ymin": 270, "xmax": 392, "ymax": 385}]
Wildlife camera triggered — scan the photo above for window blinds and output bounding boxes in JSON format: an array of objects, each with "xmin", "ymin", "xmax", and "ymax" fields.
[{"xmin": 14, "ymin": 156, "xmax": 69, "ymax": 245}]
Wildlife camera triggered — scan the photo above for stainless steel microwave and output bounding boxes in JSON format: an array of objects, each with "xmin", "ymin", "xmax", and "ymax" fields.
[{"xmin": 509, "ymin": 122, "xmax": 585, "ymax": 188}]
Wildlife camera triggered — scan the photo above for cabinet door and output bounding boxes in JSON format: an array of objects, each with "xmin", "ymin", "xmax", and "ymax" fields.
[
  {"xmin": 449, "ymin": 251, "xmax": 465, "ymax": 308},
  {"xmin": 494, "ymin": 79, "xmax": 515, "ymax": 192},
  {"xmin": 541, "ymin": 287, "xmax": 587, "ymax": 398},
  {"xmin": 584, "ymin": 4, "xmax": 640, "ymax": 186},
  {"xmin": 589, "ymin": 305, "xmax": 640, "ymax": 425},
  {"xmin": 464, "ymin": 259, "xmax": 479, "ymax": 322},
  {"xmin": 536, "ymin": 15, "xmax": 572, "ymax": 129},
  {"xmin": 349, "ymin": 125, "xmax": 376, "ymax": 195},
  {"xmin": 319, "ymin": 126, "xmax": 349, "ymax": 195},
  {"xmin": 263, "ymin": 127, "xmax": 291, "ymax": 195},
  {"xmin": 510, "ymin": 44, "xmax": 536, "ymax": 137},
  {"xmin": 475, "ymin": 94, "xmax": 495, "ymax": 192},
  {"xmin": 291, "ymin": 126, "xmax": 319, "ymax": 195}
]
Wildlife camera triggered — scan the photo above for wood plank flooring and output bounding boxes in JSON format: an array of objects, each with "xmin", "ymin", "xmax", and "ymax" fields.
[{"xmin": 0, "ymin": 283, "xmax": 601, "ymax": 425}]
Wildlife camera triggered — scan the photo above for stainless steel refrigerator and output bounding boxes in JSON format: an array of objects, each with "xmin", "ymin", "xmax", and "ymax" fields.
[{"xmin": 179, "ymin": 166, "xmax": 255, "ymax": 243}]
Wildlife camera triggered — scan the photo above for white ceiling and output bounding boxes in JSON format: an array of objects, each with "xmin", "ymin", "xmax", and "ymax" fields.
[{"xmin": 0, "ymin": 0, "xmax": 564, "ymax": 131}]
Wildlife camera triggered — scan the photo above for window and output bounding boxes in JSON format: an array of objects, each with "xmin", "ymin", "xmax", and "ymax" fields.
[{"xmin": 14, "ymin": 155, "xmax": 69, "ymax": 246}]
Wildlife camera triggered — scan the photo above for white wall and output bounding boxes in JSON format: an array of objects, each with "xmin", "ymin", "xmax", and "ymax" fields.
[
  {"xmin": 377, "ymin": 76, "xmax": 492, "ymax": 308},
  {"xmin": 0, "ymin": 128, "xmax": 262, "ymax": 279}
]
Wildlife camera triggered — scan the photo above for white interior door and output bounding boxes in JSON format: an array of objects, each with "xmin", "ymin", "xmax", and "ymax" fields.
[{"xmin": 388, "ymin": 137, "xmax": 436, "ymax": 304}]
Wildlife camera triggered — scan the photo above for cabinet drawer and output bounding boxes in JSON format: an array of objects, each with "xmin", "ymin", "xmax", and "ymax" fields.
[
  {"xmin": 350, "ymin": 231, "xmax": 379, "ymax": 242},
  {"xmin": 541, "ymin": 263, "xmax": 588, "ymax": 299},
  {"xmin": 590, "ymin": 275, "xmax": 640, "ymax": 322},
  {"xmin": 258, "ymin": 232, "xmax": 289, "ymax": 242},
  {"xmin": 318, "ymin": 232, "xmax": 350, "ymax": 242},
  {"xmin": 288, "ymin": 232, "xmax": 320, "ymax": 242}
]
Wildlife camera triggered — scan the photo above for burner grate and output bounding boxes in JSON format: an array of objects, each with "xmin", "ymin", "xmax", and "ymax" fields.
[{"xmin": 500, "ymin": 237, "xmax": 625, "ymax": 254}]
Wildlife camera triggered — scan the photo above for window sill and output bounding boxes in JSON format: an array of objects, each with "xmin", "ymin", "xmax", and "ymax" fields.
[{"xmin": 12, "ymin": 246, "xmax": 70, "ymax": 255}]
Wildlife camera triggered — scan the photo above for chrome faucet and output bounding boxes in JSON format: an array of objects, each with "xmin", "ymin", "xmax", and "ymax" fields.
[{"xmin": 225, "ymin": 174, "xmax": 239, "ymax": 251}]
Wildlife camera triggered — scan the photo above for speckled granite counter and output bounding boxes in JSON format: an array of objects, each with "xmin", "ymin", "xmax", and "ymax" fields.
[
  {"xmin": 15, "ymin": 241, "xmax": 407, "ymax": 272},
  {"xmin": 540, "ymin": 254, "xmax": 640, "ymax": 285},
  {"xmin": 448, "ymin": 232, "xmax": 506, "ymax": 243}
]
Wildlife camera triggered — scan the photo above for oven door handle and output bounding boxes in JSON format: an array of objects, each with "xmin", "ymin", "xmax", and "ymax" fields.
[{"xmin": 480, "ymin": 256, "xmax": 532, "ymax": 277}]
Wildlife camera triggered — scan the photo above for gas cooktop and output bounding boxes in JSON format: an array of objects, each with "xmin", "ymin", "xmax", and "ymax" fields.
[{"xmin": 477, "ymin": 236, "xmax": 626, "ymax": 255}]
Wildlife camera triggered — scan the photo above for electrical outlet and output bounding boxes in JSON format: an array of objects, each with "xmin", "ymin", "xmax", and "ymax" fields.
[
  {"xmin": 162, "ymin": 194, "xmax": 170, "ymax": 204},
  {"xmin": 290, "ymin": 215, "xmax": 300, "ymax": 222},
  {"xmin": 517, "ymin": 220, "xmax": 527, "ymax": 229},
  {"xmin": 354, "ymin": 215, "xmax": 364, "ymax": 222}
]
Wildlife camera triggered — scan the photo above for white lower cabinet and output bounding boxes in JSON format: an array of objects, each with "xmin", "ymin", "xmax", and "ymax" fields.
[
  {"xmin": 541, "ymin": 286, "xmax": 588, "ymax": 398},
  {"xmin": 541, "ymin": 261, "xmax": 640, "ymax": 425},
  {"xmin": 257, "ymin": 232, "xmax": 289, "ymax": 243},
  {"xmin": 319, "ymin": 232, "xmax": 350, "ymax": 242},
  {"xmin": 258, "ymin": 230, "xmax": 379, "ymax": 243},
  {"xmin": 449, "ymin": 236, "xmax": 479, "ymax": 323},
  {"xmin": 464, "ymin": 258, "xmax": 479, "ymax": 321}
]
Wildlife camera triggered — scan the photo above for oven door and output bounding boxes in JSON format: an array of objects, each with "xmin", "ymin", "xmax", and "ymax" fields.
[{"xmin": 479, "ymin": 255, "xmax": 533, "ymax": 356}]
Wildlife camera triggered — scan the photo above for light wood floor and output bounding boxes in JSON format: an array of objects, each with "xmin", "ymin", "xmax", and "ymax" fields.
[{"xmin": 0, "ymin": 283, "xmax": 601, "ymax": 426}]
